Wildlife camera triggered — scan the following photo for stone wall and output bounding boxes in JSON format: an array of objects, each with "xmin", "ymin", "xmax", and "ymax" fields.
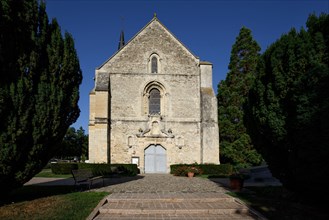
[
  {"xmin": 88, "ymin": 17, "xmax": 220, "ymax": 171},
  {"xmin": 101, "ymin": 20, "xmax": 199, "ymax": 75},
  {"xmin": 109, "ymin": 120, "xmax": 202, "ymax": 172},
  {"xmin": 200, "ymin": 88, "xmax": 220, "ymax": 164}
]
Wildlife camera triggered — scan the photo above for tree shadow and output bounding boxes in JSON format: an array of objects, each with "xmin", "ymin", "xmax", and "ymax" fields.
[
  {"xmin": 0, "ymin": 175, "xmax": 145, "ymax": 206},
  {"xmin": 208, "ymin": 177, "xmax": 329, "ymax": 220},
  {"xmin": 0, "ymin": 185, "xmax": 76, "ymax": 206},
  {"xmin": 102, "ymin": 174, "xmax": 145, "ymax": 187}
]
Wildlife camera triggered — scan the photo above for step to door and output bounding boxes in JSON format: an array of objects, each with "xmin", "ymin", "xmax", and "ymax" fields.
[
  {"xmin": 89, "ymin": 192, "xmax": 265, "ymax": 220},
  {"xmin": 99, "ymin": 200, "xmax": 250, "ymax": 215},
  {"xmin": 94, "ymin": 212, "xmax": 257, "ymax": 220}
]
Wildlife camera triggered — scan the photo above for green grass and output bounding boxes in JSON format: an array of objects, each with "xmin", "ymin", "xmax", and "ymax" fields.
[
  {"xmin": 34, "ymin": 169, "xmax": 72, "ymax": 178},
  {"xmin": 0, "ymin": 185, "xmax": 109, "ymax": 220}
]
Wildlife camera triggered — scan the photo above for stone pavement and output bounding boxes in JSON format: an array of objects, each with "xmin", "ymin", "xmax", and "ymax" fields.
[{"xmin": 87, "ymin": 174, "xmax": 267, "ymax": 220}]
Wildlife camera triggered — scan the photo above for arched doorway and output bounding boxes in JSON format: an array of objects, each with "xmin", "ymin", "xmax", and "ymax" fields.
[{"xmin": 144, "ymin": 144, "xmax": 166, "ymax": 173}]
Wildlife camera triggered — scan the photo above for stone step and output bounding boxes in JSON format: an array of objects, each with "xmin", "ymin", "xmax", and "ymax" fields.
[
  {"xmin": 99, "ymin": 200, "xmax": 250, "ymax": 215},
  {"xmin": 103, "ymin": 197, "xmax": 234, "ymax": 203},
  {"xmin": 94, "ymin": 212, "xmax": 256, "ymax": 220},
  {"xmin": 89, "ymin": 192, "xmax": 264, "ymax": 220},
  {"xmin": 106, "ymin": 192, "xmax": 233, "ymax": 200}
]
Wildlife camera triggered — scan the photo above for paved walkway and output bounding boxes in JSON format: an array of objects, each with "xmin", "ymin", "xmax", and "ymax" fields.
[
  {"xmin": 25, "ymin": 174, "xmax": 270, "ymax": 219},
  {"xmin": 93, "ymin": 174, "xmax": 226, "ymax": 193},
  {"xmin": 87, "ymin": 174, "xmax": 266, "ymax": 220}
]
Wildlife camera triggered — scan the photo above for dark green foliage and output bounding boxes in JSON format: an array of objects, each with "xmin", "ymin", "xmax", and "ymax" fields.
[
  {"xmin": 171, "ymin": 166, "xmax": 189, "ymax": 176},
  {"xmin": 51, "ymin": 163, "xmax": 139, "ymax": 176},
  {"xmin": 171, "ymin": 166, "xmax": 203, "ymax": 176},
  {"xmin": 246, "ymin": 13, "xmax": 329, "ymax": 198},
  {"xmin": 79, "ymin": 163, "xmax": 138, "ymax": 176},
  {"xmin": 197, "ymin": 164, "xmax": 233, "ymax": 175},
  {"xmin": 51, "ymin": 163, "xmax": 78, "ymax": 175},
  {"xmin": 217, "ymin": 27, "xmax": 263, "ymax": 167},
  {"xmin": 77, "ymin": 163, "xmax": 114, "ymax": 176},
  {"xmin": 170, "ymin": 164, "xmax": 233, "ymax": 176},
  {"xmin": 0, "ymin": 0, "xmax": 82, "ymax": 193},
  {"xmin": 56, "ymin": 127, "xmax": 88, "ymax": 160},
  {"xmin": 107, "ymin": 163, "xmax": 139, "ymax": 176}
]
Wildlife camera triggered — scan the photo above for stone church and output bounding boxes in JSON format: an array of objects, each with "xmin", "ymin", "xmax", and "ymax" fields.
[{"xmin": 88, "ymin": 15, "xmax": 219, "ymax": 173}]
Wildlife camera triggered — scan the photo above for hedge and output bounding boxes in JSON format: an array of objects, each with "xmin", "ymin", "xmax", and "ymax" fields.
[
  {"xmin": 170, "ymin": 164, "xmax": 233, "ymax": 176},
  {"xmin": 51, "ymin": 163, "xmax": 78, "ymax": 174},
  {"xmin": 51, "ymin": 163, "xmax": 138, "ymax": 176}
]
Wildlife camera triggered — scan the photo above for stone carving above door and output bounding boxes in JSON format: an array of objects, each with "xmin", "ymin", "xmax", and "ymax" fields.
[{"xmin": 136, "ymin": 115, "xmax": 174, "ymax": 138}]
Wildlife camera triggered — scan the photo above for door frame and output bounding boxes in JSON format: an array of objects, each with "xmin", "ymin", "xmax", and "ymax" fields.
[{"xmin": 144, "ymin": 144, "xmax": 167, "ymax": 173}]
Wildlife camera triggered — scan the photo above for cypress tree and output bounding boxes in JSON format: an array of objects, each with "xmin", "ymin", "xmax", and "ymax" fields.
[
  {"xmin": 217, "ymin": 27, "xmax": 263, "ymax": 168},
  {"xmin": 246, "ymin": 13, "xmax": 329, "ymax": 198},
  {"xmin": 0, "ymin": 0, "xmax": 82, "ymax": 193}
]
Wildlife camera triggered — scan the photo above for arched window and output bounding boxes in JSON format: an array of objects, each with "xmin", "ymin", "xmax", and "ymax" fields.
[
  {"xmin": 151, "ymin": 57, "xmax": 158, "ymax": 73},
  {"xmin": 142, "ymin": 81, "xmax": 166, "ymax": 116},
  {"xmin": 149, "ymin": 88, "xmax": 160, "ymax": 114}
]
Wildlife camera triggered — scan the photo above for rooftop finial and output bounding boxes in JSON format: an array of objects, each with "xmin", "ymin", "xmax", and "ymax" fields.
[{"xmin": 154, "ymin": 12, "xmax": 157, "ymax": 18}]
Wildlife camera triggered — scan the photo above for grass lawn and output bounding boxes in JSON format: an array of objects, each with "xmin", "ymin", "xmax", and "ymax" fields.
[
  {"xmin": 0, "ymin": 185, "xmax": 109, "ymax": 220},
  {"xmin": 34, "ymin": 169, "xmax": 72, "ymax": 178},
  {"xmin": 228, "ymin": 186, "xmax": 328, "ymax": 220}
]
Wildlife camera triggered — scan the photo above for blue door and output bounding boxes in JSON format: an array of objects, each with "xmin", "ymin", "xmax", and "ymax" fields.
[{"xmin": 144, "ymin": 145, "xmax": 166, "ymax": 173}]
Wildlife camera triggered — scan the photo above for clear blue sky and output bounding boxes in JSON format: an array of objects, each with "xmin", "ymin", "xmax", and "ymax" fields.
[{"xmin": 45, "ymin": 0, "xmax": 328, "ymax": 133}]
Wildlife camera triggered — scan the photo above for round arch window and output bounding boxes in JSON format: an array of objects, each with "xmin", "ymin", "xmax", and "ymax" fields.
[{"xmin": 149, "ymin": 88, "xmax": 160, "ymax": 114}]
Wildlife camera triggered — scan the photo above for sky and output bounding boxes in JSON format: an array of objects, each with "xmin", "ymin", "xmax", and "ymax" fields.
[{"xmin": 45, "ymin": 0, "xmax": 328, "ymax": 133}]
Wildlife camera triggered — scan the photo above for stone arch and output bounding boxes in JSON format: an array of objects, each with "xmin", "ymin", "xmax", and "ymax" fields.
[
  {"xmin": 142, "ymin": 81, "xmax": 167, "ymax": 116},
  {"xmin": 148, "ymin": 53, "xmax": 161, "ymax": 73}
]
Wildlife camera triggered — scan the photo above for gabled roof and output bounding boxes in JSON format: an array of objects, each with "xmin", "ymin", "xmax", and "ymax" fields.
[{"xmin": 97, "ymin": 15, "xmax": 199, "ymax": 70}]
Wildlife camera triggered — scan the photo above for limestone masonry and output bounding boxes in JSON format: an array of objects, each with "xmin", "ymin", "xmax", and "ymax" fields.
[{"xmin": 89, "ymin": 16, "xmax": 220, "ymax": 173}]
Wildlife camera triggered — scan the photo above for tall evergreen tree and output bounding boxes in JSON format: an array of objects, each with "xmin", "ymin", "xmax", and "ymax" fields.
[
  {"xmin": 217, "ymin": 27, "xmax": 263, "ymax": 168},
  {"xmin": 246, "ymin": 13, "xmax": 329, "ymax": 198},
  {"xmin": 56, "ymin": 127, "xmax": 88, "ymax": 160},
  {"xmin": 0, "ymin": 0, "xmax": 82, "ymax": 193}
]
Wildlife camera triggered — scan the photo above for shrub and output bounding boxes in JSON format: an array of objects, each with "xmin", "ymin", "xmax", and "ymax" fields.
[
  {"xmin": 170, "ymin": 164, "xmax": 233, "ymax": 176},
  {"xmin": 172, "ymin": 166, "xmax": 188, "ymax": 176},
  {"xmin": 186, "ymin": 166, "xmax": 203, "ymax": 175},
  {"xmin": 172, "ymin": 166, "xmax": 204, "ymax": 176},
  {"xmin": 51, "ymin": 163, "xmax": 78, "ymax": 174},
  {"xmin": 110, "ymin": 164, "xmax": 139, "ymax": 176},
  {"xmin": 198, "ymin": 164, "xmax": 233, "ymax": 175},
  {"xmin": 51, "ymin": 163, "xmax": 139, "ymax": 176},
  {"xmin": 78, "ymin": 163, "xmax": 112, "ymax": 176}
]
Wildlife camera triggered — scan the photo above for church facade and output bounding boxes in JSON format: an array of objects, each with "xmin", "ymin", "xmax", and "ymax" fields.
[{"xmin": 88, "ymin": 16, "xmax": 219, "ymax": 173}]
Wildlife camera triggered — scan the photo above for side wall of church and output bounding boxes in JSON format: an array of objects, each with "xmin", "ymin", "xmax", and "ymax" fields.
[
  {"xmin": 200, "ymin": 88, "xmax": 220, "ymax": 164},
  {"xmin": 200, "ymin": 64, "xmax": 220, "ymax": 164},
  {"xmin": 88, "ymin": 90, "xmax": 110, "ymax": 163}
]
